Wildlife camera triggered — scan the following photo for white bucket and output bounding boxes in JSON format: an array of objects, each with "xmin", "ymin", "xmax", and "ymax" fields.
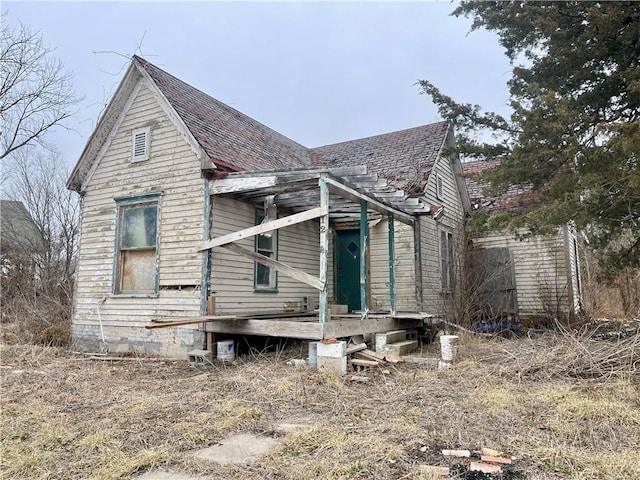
[
  {"xmin": 217, "ymin": 340, "xmax": 235, "ymax": 361},
  {"xmin": 439, "ymin": 335, "xmax": 459, "ymax": 363}
]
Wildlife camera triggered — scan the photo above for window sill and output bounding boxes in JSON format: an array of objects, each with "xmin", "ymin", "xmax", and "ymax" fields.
[
  {"xmin": 254, "ymin": 288, "xmax": 278, "ymax": 294},
  {"xmin": 110, "ymin": 293, "xmax": 158, "ymax": 299}
]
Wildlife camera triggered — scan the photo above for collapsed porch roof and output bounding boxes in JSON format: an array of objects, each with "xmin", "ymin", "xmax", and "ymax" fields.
[{"xmin": 208, "ymin": 166, "xmax": 432, "ymax": 225}]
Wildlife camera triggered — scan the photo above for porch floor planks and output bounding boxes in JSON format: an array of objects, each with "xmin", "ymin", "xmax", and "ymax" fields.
[{"xmin": 201, "ymin": 312, "xmax": 424, "ymax": 340}]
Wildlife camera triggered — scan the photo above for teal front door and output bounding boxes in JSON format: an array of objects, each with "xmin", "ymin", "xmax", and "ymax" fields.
[{"xmin": 335, "ymin": 230, "xmax": 361, "ymax": 312}]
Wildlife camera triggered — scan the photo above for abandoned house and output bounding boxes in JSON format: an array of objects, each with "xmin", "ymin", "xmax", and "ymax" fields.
[
  {"xmin": 67, "ymin": 56, "xmax": 579, "ymax": 357},
  {"xmin": 463, "ymin": 159, "xmax": 582, "ymax": 323},
  {"xmin": 66, "ymin": 56, "xmax": 468, "ymax": 356}
]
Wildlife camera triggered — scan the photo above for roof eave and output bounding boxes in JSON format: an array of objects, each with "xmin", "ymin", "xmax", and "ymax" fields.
[{"xmin": 66, "ymin": 61, "xmax": 141, "ymax": 192}]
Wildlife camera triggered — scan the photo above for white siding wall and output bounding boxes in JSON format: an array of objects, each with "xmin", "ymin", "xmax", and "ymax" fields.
[
  {"xmin": 369, "ymin": 218, "xmax": 417, "ymax": 311},
  {"xmin": 420, "ymin": 154, "xmax": 466, "ymax": 316},
  {"xmin": 210, "ymin": 196, "xmax": 321, "ymax": 314},
  {"xmin": 474, "ymin": 230, "xmax": 570, "ymax": 317},
  {"xmin": 73, "ymin": 82, "xmax": 205, "ymax": 356}
]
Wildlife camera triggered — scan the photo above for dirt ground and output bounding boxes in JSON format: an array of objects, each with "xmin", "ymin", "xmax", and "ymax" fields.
[{"xmin": 1, "ymin": 328, "xmax": 638, "ymax": 480}]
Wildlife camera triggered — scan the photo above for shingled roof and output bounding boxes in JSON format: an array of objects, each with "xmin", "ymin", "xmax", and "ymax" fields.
[
  {"xmin": 70, "ymin": 56, "xmax": 453, "ymax": 192},
  {"xmin": 311, "ymin": 122, "xmax": 450, "ymax": 194},
  {"xmin": 134, "ymin": 56, "xmax": 315, "ymax": 172},
  {"xmin": 463, "ymin": 158, "xmax": 538, "ymax": 213}
]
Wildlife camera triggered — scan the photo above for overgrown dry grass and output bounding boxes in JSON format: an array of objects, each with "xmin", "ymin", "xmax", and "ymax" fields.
[{"xmin": 1, "ymin": 329, "xmax": 638, "ymax": 480}]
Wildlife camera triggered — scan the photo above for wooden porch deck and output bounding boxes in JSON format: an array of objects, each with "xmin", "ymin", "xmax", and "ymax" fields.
[{"xmin": 203, "ymin": 312, "xmax": 426, "ymax": 340}]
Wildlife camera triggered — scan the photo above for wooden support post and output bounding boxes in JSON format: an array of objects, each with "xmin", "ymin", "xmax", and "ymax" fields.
[
  {"xmin": 388, "ymin": 212, "xmax": 396, "ymax": 315},
  {"xmin": 200, "ymin": 182, "xmax": 213, "ymax": 315},
  {"xmin": 207, "ymin": 332, "xmax": 215, "ymax": 353},
  {"xmin": 319, "ymin": 177, "xmax": 330, "ymax": 324},
  {"xmin": 414, "ymin": 216, "xmax": 424, "ymax": 310},
  {"xmin": 360, "ymin": 199, "xmax": 369, "ymax": 319}
]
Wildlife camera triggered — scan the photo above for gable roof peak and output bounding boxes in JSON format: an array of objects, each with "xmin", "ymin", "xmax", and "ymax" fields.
[{"xmin": 132, "ymin": 56, "xmax": 314, "ymax": 172}]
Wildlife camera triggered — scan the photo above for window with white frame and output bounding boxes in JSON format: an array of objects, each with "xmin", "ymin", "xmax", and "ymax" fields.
[
  {"xmin": 440, "ymin": 229, "xmax": 454, "ymax": 290},
  {"xmin": 114, "ymin": 196, "xmax": 159, "ymax": 294},
  {"xmin": 131, "ymin": 127, "xmax": 150, "ymax": 162},
  {"xmin": 254, "ymin": 208, "xmax": 277, "ymax": 291}
]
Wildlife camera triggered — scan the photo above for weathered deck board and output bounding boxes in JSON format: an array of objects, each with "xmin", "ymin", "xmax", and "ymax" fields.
[{"xmin": 202, "ymin": 314, "xmax": 424, "ymax": 340}]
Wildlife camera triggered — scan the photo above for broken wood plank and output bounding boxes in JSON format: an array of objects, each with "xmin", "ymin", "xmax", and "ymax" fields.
[
  {"xmin": 346, "ymin": 342, "xmax": 367, "ymax": 354},
  {"xmin": 221, "ymin": 242, "xmax": 325, "ymax": 290},
  {"xmin": 145, "ymin": 317, "xmax": 238, "ymax": 329},
  {"xmin": 354, "ymin": 351, "xmax": 385, "ymax": 364},
  {"xmin": 350, "ymin": 359, "xmax": 379, "ymax": 368},
  {"xmin": 197, "ymin": 206, "xmax": 328, "ymax": 251},
  {"xmin": 348, "ymin": 375, "xmax": 370, "ymax": 383}
]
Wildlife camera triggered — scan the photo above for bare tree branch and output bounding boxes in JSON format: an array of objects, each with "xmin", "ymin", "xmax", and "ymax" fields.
[{"xmin": 0, "ymin": 19, "xmax": 77, "ymax": 160}]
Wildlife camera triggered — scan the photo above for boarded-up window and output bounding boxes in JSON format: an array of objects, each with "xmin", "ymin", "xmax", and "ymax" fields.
[
  {"xmin": 115, "ymin": 199, "xmax": 159, "ymax": 294},
  {"xmin": 476, "ymin": 247, "xmax": 518, "ymax": 319},
  {"xmin": 440, "ymin": 230, "xmax": 454, "ymax": 290},
  {"xmin": 131, "ymin": 127, "xmax": 150, "ymax": 162},
  {"xmin": 255, "ymin": 208, "xmax": 277, "ymax": 291}
]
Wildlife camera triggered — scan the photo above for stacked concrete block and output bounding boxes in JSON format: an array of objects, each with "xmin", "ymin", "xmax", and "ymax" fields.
[{"xmin": 317, "ymin": 340, "xmax": 347, "ymax": 375}]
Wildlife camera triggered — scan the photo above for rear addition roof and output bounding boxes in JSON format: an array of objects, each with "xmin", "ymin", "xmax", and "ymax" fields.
[
  {"xmin": 463, "ymin": 158, "xmax": 538, "ymax": 213},
  {"xmin": 312, "ymin": 122, "xmax": 450, "ymax": 194}
]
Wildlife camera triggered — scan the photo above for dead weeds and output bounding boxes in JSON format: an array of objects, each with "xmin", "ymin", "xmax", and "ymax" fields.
[{"xmin": 1, "ymin": 330, "xmax": 639, "ymax": 480}]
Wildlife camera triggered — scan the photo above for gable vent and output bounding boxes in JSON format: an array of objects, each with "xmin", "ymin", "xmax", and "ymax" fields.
[
  {"xmin": 131, "ymin": 127, "xmax": 150, "ymax": 162},
  {"xmin": 436, "ymin": 173, "xmax": 444, "ymax": 200}
]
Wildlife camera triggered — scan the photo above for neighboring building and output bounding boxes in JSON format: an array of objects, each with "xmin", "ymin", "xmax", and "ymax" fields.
[
  {"xmin": 463, "ymin": 159, "xmax": 582, "ymax": 323},
  {"xmin": 0, "ymin": 200, "xmax": 43, "ymax": 255},
  {"xmin": 67, "ymin": 56, "xmax": 471, "ymax": 357}
]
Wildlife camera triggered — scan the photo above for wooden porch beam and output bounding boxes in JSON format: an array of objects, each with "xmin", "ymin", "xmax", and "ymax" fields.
[
  {"xmin": 197, "ymin": 206, "xmax": 328, "ymax": 251},
  {"xmin": 323, "ymin": 176, "xmax": 414, "ymax": 225},
  {"xmin": 211, "ymin": 176, "xmax": 278, "ymax": 194},
  {"xmin": 220, "ymin": 242, "xmax": 325, "ymax": 291}
]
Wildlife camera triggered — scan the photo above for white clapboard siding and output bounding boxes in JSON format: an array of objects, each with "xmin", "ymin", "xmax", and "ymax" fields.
[
  {"xmin": 210, "ymin": 196, "xmax": 321, "ymax": 314},
  {"xmin": 419, "ymin": 154, "xmax": 466, "ymax": 316},
  {"xmin": 74, "ymin": 83, "xmax": 204, "ymax": 332},
  {"xmin": 369, "ymin": 217, "xmax": 417, "ymax": 311},
  {"xmin": 474, "ymin": 229, "xmax": 570, "ymax": 317}
]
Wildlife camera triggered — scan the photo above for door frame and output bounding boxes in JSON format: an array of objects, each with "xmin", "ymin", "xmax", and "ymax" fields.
[{"xmin": 333, "ymin": 226, "xmax": 371, "ymax": 311}]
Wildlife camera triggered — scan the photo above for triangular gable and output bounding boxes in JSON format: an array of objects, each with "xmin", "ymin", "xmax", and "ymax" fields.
[{"xmin": 67, "ymin": 57, "xmax": 208, "ymax": 192}]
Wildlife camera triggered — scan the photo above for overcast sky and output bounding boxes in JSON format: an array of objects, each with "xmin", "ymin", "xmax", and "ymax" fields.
[{"xmin": 4, "ymin": 1, "xmax": 512, "ymax": 170}]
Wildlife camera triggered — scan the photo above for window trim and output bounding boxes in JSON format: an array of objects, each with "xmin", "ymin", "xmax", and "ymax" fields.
[
  {"xmin": 253, "ymin": 208, "xmax": 278, "ymax": 292},
  {"xmin": 112, "ymin": 194, "xmax": 161, "ymax": 295},
  {"xmin": 131, "ymin": 126, "xmax": 151, "ymax": 163},
  {"xmin": 439, "ymin": 228, "xmax": 454, "ymax": 292}
]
